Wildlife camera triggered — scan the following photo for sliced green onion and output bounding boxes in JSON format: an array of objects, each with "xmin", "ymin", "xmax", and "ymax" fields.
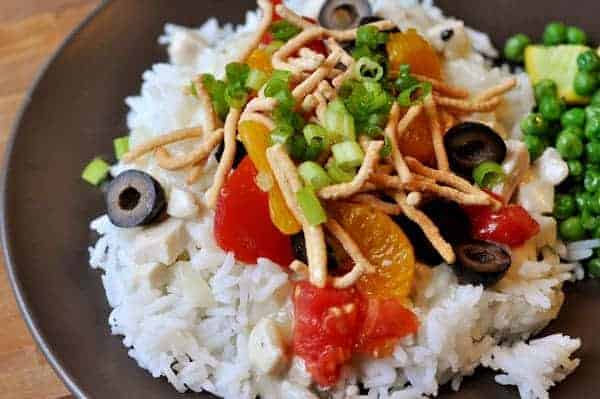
[
  {"xmin": 473, "ymin": 161, "xmax": 505, "ymax": 188},
  {"xmin": 298, "ymin": 161, "xmax": 332, "ymax": 190},
  {"xmin": 296, "ymin": 186, "xmax": 327, "ymax": 226},
  {"xmin": 202, "ymin": 74, "xmax": 229, "ymax": 119},
  {"xmin": 82, "ymin": 158, "xmax": 110, "ymax": 186},
  {"xmin": 356, "ymin": 25, "xmax": 388, "ymax": 49},
  {"xmin": 224, "ymin": 85, "xmax": 248, "ymax": 109},
  {"xmin": 332, "ymin": 141, "xmax": 365, "ymax": 169},
  {"xmin": 326, "ymin": 159, "xmax": 357, "ymax": 183},
  {"xmin": 113, "ymin": 136, "xmax": 130, "ymax": 160},
  {"xmin": 304, "ymin": 136, "xmax": 325, "ymax": 161},
  {"xmin": 271, "ymin": 69, "xmax": 293, "ymax": 83},
  {"xmin": 225, "ymin": 62, "xmax": 250, "ymax": 87},
  {"xmin": 246, "ymin": 68, "xmax": 268, "ymax": 91},
  {"xmin": 270, "ymin": 20, "xmax": 302, "ymax": 42},
  {"xmin": 303, "ymin": 123, "xmax": 331, "ymax": 150},
  {"xmin": 270, "ymin": 125, "xmax": 294, "ymax": 145},
  {"xmin": 324, "ymin": 99, "xmax": 356, "ymax": 142},
  {"xmin": 380, "ymin": 135, "xmax": 392, "ymax": 158},
  {"xmin": 397, "ymin": 82, "xmax": 432, "ymax": 107},
  {"xmin": 353, "ymin": 57, "xmax": 384, "ymax": 82},
  {"xmin": 265, "ymin": 40, "xmax": 285, "ymax": 55},
  {"xmin": 288, "ymin": 135, "xmax": 307, "ymax": 160}
]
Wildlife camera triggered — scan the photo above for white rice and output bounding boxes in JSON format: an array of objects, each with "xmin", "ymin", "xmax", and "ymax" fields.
[{"xmin": 89, "ymin": 1, "xmax": 583, "ymax": 398}]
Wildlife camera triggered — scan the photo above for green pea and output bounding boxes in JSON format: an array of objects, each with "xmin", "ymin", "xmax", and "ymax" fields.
[
  {"xmin": 534, "ymin": 79, "xmax": 557, "ymax": 103},
  {"xmin": 554, "ymin": 194, "xmax": 577, "ymax": 219},
  {"xmin": 561, "ymin": 107, "xmax": 586, "ymax": 128},
  {"xmin": 591, "ymin": 192, "xmax": 600, "ymax": 214},
  {"xmin": 520, "ymin": 113, "xmax": 550, "ymax": 136},
  {"xmin": 559, "ymin": 216, "xmax": 586, "ymax": 241},
  {"xmin": 591, "ymin": 90, "xmax": 600, "ymax": 106},
  {"xmin": 585, "ymin": 170, "xmax": 600, "ymax": 192},
  {"xmin": 556, "ymin": 131, "xmax": 583, "ymax": 159},
  {"xmin": 577, "ymin": 50, "xmax": 600, "ymax": 72},
  {"xmin": 503, "ymin": 34, "xmax": 531, "ymax": 62},
  {"xmin": 586, "ymin": 142, "xmax": 600, "ymax": 163},
  {"xmin": 585, "ymin": 117, "xmax": 600, "ymax": 141},
  {"xmin": 582, "ymin": 209, "xmax": 599, "ymax": 230},
  {"xmin": 587, "ymin": 258, "xmax": 600, "ymax": 277},
  {"xmin": 523, "ymin": 134, "xmax": 545, "ymax": 160},
  {"xmin": 543, "ymin": 22, "xmax": 567, "ymax": 45},
  {"xmin": 574, "ymin": 71, "xmax": 599, "ymax": 96},
  {"xmin": 586, "ymin": 105, "xmax": 600, "ymax": 121},
  {"xmin": 561, "ymin": 126, "xmax": 585, "ymax": 140},
  {"xmin": 566, "ymin": 26, "xmax": 587, "ymax": 45},
  {"xmin": 576, "ymin": 191, "xmax": 593, "ymax": 211},
  {"xmin": 568, "ymin": 159, "xmax": 584, "ymax": 178},
  {"xmin": 539, "ymin": 96, "xmax": 566, "ymax": 121}
]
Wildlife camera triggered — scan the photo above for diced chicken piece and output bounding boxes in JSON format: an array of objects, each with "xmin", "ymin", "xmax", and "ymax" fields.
[
  {"xmin": 133, "ymin": 218, "xmax": 188, "ymax": 265},
  {"xmin": 532, "ymin": 214, "xmax": 557, "ymax": 249},
  {"xmin": 134, "ymin": 263, "xmax": 169, "ymax": 289},
  {"xmin": 492, "ymin": 140, "xmax": 530, "ymax": 202},
  {"xmin": 534, "ymin": 148, "xmax": 569, "ymax": 186},
  {"xmin": 248, "ymin": 318, "xmax": 288, "ymax": 375},
  {"xmin": 280, "ymin": 381, "xmax": 319, "ymax": 399},
  {"xmin": 426, "ymin": 21, "xmax": 471, "ymax": 60},
  {"xmin": 517, "ymin": 178, "xmax": 554, "ymax": 214},
  {"xmin": 167, "ymin": 187, "xmax": 200, "ymax": 219},
  {"xmin": 168, "ymin": 261, "xmax": 215, "ymax": 307}
]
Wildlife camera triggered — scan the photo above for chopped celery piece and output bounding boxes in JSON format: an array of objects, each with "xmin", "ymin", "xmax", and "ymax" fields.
[
  {"xmin": 246, "ymin": 68, "xmax": 269, "ymax": 91},
  {"xmin": 298, "ymin": 161, "xmax": 332, "ymax": 190},
  {"xmin": 82, "ymin": 158, "xmax": 110, "ymax": 186},
  {"xmin": 331, "ymin": 141, "xmax": 364, "ymax": 169},
  {"xmin": 324, "ymin": 99, "xmax": 356, "ymax": 142},
  {"xmin": 296, "ymin": 186, "xmax": 327, "ymax": 225},
  {"xmin": 113, "ymin": 136, "xmax": 130, "ymax": 160},
  {"xmin": 303, "ymin": 123, "xmax": 331, "ymax": 150},
  {"xmin": 326, "ymin": 159, "xmax": 356, "ymax": 183}
]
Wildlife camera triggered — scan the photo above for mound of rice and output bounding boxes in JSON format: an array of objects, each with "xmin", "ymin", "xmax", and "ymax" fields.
[{"xmin": 89, "ymin": 1, "xmax": 583, "ymax": 398}]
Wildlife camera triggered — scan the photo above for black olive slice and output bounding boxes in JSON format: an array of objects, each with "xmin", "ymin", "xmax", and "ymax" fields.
[
  {"xmin": 105, "ymin": 170, "xmax": 166, "ymax": 228},
  {"xmin": 291, "ymin": 232, "xmax": 339, "ymax": 270},
  {"xmin": 393, "ymin": 199, "xmax": 471, "ymax": 266},
  {"xmin": 319, "ymin": 0, "xmax": 372, "ymax": 30},
  {"xmin": 444, "ymin": 122, "xmax": 507, "ymax": 180},
  {"xmin": 454, "ymin": 240, "xmax": 511, "ymax": 287},
  {"xmin": 215, "ymin": 141, "xmax": 247, "ymax": 169}
]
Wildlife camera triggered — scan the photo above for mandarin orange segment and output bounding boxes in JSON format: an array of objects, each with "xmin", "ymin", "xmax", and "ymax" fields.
[
  {"xmin": 238, "ymin": 121, "xmax": 302, "ymax": 235},
  {"xmin": 327, "ymin": 202, "xmax": 415, "ymax": 300},
  {"xmin": 397, "ymin": 110, "xmax": 436, "ymax": 166},
  {"xmin": 247, "ymin": 48, "xmax": 273, "ymax": 73},
  {"xmin": 386, "ymin": 29, "xmax": 442, "ymax": 79}
]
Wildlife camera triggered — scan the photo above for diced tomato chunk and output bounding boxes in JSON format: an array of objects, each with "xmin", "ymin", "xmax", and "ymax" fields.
[
  {"xmin": 358, "ymin": 298, "xmax": 419, "ymax": 357},
  {"xmin": 293, "ymin": 282, "xmax": 419, "ymax": 387},
  {"xmin": 293, "ymin": 282, "xmax": 362, "ymax": 387},
  {"xmin": 261, "ymin": 31, "xmax": 274, "ymax": 45},
  {"xmin": 306, "ymin": 39, "xmax": 328, "ymax": 55},
  {"xmin": 214, "ymin": 157, "xmax": 294, "ymax": 266},
  {"xmin": 464, "ymin": 203, "xmax": 540, "ymax": 248}
]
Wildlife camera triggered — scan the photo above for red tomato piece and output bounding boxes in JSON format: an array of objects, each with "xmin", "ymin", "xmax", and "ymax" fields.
[
  {"xmin": 214, "ymin": 157, "xmax": 294, "ymax": 266},
  {"xmin": 358, "ymin": 298, "xmax": 419, "ymax": 358},
  {"xmin": 261, "ymin": 31, "xmax": 273, "ymax": 45},
  {"xmin": 293, "ymin": 281, "xmax": 362, "ymax": 387},
  {"xmin": 464, "ymin": 203, "xmax": 540, "ymax": 248},
  {"xmin": 306, "ymin": 39, "xmax": 328, "ymax": 55}
]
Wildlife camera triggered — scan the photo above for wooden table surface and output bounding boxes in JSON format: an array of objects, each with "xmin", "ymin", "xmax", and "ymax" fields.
[{"xmin": 0, "ymin": 1, "xmax": 100, "ymax": 397}]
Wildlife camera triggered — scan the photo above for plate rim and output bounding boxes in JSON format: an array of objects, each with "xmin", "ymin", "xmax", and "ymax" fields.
[{"xmin": 0, "ymin": 2, "xmax": 113, "ymax": 397}]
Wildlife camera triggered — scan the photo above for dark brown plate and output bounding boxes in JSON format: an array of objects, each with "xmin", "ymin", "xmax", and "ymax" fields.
[{"xmin": 2, "ymin": 1, "xmax": 599, "ymax": 398}]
